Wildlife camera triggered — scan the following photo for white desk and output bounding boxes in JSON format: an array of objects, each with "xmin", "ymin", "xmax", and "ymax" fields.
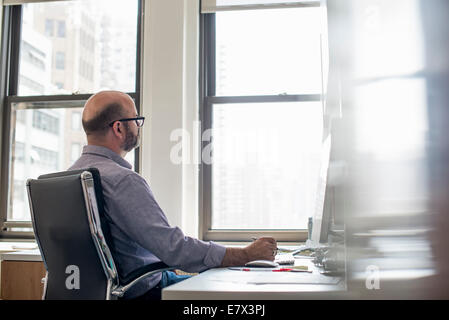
[
  {"xmin": 0, "ymin": 248, "xmax": 42, "ymax": 262},
  {"xmin": 0, "ymin": 241, "xmax": 38, "ymax": 255},
  {"xmin": 162, "ymin": 257, "xmax": 347, "ymax": 300}
]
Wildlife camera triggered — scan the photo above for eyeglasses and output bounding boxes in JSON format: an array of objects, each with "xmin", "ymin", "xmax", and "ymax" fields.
[{"xmin": 109, "ymin": 116, "xmax": 145, "ymax": 128}]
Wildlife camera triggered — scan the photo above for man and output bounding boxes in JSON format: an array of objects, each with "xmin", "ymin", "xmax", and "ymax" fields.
[{"xmin": 69, "ymin": 91, "xmax": 277, "ymax": 300}]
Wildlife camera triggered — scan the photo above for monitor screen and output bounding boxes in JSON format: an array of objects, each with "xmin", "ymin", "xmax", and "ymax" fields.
[{"xmin": 311, "ymin": 133, "xmax": 332, "ymax": 245}]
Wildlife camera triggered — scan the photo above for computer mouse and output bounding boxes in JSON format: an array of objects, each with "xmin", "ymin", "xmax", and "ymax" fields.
[{"xmin": 245, "ymin": 260, "xmax": 279, "ymax": 268}]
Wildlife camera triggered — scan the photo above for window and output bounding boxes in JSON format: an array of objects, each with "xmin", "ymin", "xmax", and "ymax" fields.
[
  {"xmin": 200, "ymin": 1, "xmax": 324, "ymax": 241},
  {"xmin": 32, "ymin": 110, "xmax": 59, "ymax": 134},
  {"xmin": 0, "ymin": 0, "xmax": 142, "ymax": 237},
  {"xmin": 44, "ymin": 19, "xmax": 53, "ymax": 36},
  {"xmin": 7, "ymin": 102, "xmax": 88, "ymax": 226},
  {"xmin": 215, "ymin": 9, "xmax": 322, "ymax": 96},
  {"xmin": 55, "ymin": 51, "xmax": 65, "ymax": 70},
  {"xmin": 31, "ymin": 146, "xmax": 59, "ymax": 169},
  {"xmin": 17, "ymin": 0, "xmax": 139, "ymax": 96},
  {"xmin": 57, "ymin": 21, "xmax": 66, "ymax": 38}
]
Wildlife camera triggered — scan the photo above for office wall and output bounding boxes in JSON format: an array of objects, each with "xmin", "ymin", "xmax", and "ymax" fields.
[{"xmin": 140, "ymin": 0, "xmax": 200, "ymax": 237}]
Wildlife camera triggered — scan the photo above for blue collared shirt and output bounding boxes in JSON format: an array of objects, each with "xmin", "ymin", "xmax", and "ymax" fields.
[{"xmin": 69, "ymin": 145, "xmax": 226, "ymax": 298}]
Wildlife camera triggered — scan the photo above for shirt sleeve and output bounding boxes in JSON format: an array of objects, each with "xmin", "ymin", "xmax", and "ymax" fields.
[{"xmin": 107, "ymin": 173, "xmax": 226, "ymax": 272}]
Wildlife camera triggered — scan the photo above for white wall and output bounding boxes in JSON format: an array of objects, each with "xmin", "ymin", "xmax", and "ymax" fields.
[{"xmin": 140, "ymin": 0, "xmax": 200, "ymax": 237}]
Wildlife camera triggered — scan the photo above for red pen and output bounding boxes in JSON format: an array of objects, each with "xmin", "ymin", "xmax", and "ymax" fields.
[
  {"xmin": 272, "ymin": 268, "xmax": 292, "ymax": 272},
  {"xmin": 228, "ymin": 267, "xmax": 254, "ymax": 271}
]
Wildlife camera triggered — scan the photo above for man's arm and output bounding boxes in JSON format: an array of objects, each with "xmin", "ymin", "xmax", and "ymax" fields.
[
  {"xmin": 110, "ymin": 173, "xmax": 276, "ymax": 271},
  {"xmin": 220, "ymin": 237, "xmax": 277, "ymax": 267},
  {"xmin": 110, "ymin": 173, "xmax": 227, "ymax": 272}
]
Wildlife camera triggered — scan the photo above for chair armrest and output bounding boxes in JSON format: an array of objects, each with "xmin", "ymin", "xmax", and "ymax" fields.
[
  {"xmin": 121, "ymin": 261, "xmax": 171, "ymax": 285},
  {"xmin": 111, "ymin": 261, "xmax": 177, "ymax": 298}
]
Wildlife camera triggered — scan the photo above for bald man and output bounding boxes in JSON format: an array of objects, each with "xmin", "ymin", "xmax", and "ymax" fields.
[{"xmin": 69, "ymin": 91, "xmax": 277, "ymax": 300}]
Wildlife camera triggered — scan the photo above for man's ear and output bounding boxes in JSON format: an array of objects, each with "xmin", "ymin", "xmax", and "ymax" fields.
[{"xmin": 111, "ymin": 121, "xmax": 123, "ymax": 138}]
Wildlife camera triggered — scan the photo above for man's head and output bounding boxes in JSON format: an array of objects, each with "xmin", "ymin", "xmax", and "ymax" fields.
[{"xmin": 82, "ymin": 91, "xmax": 142, "ymax": 156}]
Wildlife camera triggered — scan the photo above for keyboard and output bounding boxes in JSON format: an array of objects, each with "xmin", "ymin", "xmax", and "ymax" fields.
[
  {"xmin": 274, "ymin": 254, "xmax": 295, "ymax": 265},
  {"xmin": 290, "ymin": 246, "xmax": 317, "ymax": 257}
]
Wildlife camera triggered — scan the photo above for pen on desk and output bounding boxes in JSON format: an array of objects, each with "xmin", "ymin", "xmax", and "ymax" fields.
[
  {"xmin": 228, "ymin": 267, "xmax": 280, "ymax": 272},
  {"xmin": 228, "ymin": 267, "xmax": 312, "ymax": 272},
  {"xmin": 272, "ymin": 268, "xmax": 292, "ymax": 272},
  {"xmin": 228, "ymin": 267, "xmax": 257, "ymax": 271}
]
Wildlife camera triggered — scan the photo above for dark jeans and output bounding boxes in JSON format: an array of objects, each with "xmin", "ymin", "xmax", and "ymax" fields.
[{"xmin": 131, "ymin": 271, "xmax": 191, "ymax": 300}]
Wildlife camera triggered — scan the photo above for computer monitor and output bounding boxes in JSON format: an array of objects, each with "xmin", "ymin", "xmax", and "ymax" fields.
[{"xmin": 310, "ymin": 133, "xmax": 332, "ymax": 245}]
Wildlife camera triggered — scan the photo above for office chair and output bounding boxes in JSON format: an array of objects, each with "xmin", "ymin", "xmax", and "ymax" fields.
[{"xmin": 26, "ymin": 168, "xmax": 176, "ymax": 300}]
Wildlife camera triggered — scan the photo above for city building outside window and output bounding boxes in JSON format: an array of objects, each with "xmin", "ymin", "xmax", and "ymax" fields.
[
  {"xmin": 32, "ymin": 110, "xmax": 59, "ymax": 135},
  {"xmin": 0, "ymin": 0, "xmax": 141, "ymax": 237},
  {"xmin": 200, "ymin": 1, "xmax": 325, "ymax": 241}
]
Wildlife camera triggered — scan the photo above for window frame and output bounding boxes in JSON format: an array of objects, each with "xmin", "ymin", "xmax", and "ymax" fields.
[
  {"xmin": 199, "ymin": 10, "xmax": 322, "ymax": 242},
  {"xmin": 0, "ymin": 1, "xmax": 143, "ymax": 239}
]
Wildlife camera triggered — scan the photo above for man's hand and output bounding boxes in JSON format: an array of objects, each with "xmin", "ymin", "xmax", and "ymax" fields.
[
  {"xmin": 244, "ymin": 237, "xmax": 278, "ymax": 262},
  {"xmin": 220, "ymin": 237, "xmax": 277, "ymax": 267}
]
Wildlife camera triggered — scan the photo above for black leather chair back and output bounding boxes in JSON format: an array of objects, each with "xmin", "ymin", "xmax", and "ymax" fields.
[{"xmin": 27, "ymin": 169, "xmax": 116, "ymax": 300}]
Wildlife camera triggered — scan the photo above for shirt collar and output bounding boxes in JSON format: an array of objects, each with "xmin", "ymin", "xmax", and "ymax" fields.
[{"xmin": 82, "ymin": 145, "xmax": 132, "ymax": 169}]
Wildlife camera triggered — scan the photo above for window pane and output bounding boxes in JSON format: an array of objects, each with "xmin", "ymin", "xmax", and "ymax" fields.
[
  {"xmin": 211, "ymin": 101, "xmax": 323, "ymax": 229},
  {"xmin": 55, "ymin": 51, "xmax": 65, "ymax": 70},
  {"xmin": 8, "ymin": 101, "xmax": 87, "ymax": 221},
  {"xmin": 44, "ymin": 19, "xmax": 53, "ymax": 36},
  {"xmin": 57, "ymin": 21, "xmax": 66, "ymax": 38},
  {"xmin": 215, "ymin": 8, "xmax": 322, "ymax": 96},
  {"xmin": 19, "ymin": 0, "xmax": 138, "ymax": 96}
]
